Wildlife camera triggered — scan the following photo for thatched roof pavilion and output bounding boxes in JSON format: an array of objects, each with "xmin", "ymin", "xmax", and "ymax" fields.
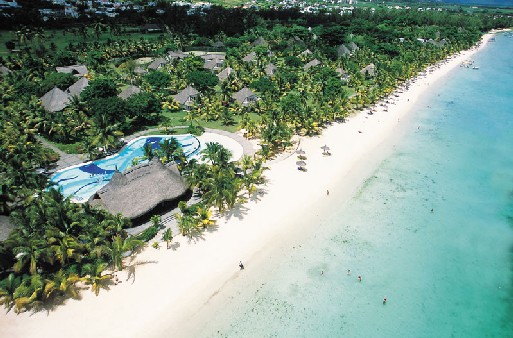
[{"xmin": 89, "ymin": 158, "xmax": 189, "ymax": 220}]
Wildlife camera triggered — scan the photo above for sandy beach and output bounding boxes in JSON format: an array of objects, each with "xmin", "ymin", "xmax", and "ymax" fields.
[{"xmin": 0, "ymin": 31, "xmax": 500, "ymax": 338}]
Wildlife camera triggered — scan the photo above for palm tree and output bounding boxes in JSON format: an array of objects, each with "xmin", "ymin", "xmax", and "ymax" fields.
[
  {"xmin": 82, "ymin": 261, "xmax": 112, "ymax": 296},
  {"xmin": 111, "ymin": 235, "xmax": 143, "ymax": 271},
  {"xmin": 0, "ymin": 273, "xmax": 21, "ymax": 311},
  {"xmin": 201, "ymin": 142, "xmax": 232, "ymax": 167},
  {"xmin": 162, "ymin": 229, "xmax": 173, "ymax": 249}
]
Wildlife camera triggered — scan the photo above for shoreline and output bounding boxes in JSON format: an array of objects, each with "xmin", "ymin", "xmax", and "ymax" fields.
[{"xmin": 0, "ymin": 31, "xmax": 500, "ymax": 338}]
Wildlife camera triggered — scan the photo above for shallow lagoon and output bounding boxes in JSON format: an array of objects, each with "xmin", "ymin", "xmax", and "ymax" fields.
[{"xmin": 198, "ymin": 34, "xmax": 513, "ymax": 337}]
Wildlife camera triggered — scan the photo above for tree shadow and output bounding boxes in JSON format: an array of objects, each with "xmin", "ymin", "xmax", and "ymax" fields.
[
  {"xmin": 222, "ymin": 203, "xmax": 249, "ymax": 221},
  {"xmin": 125, "ymin": 259, "xmax": 158, "ymax": 285},
  {"xmin": 249, "ymin": 187, "xmax": 268, "ymax": 203},
  {"xmin": 170, "ymin": 241, "xmax": 180, "ymax": 251}
]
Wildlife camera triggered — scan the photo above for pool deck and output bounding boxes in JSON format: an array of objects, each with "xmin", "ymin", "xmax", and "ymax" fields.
[{"xmin": 126, "ymin": 127, "xmax": 256, "ymax": 158}]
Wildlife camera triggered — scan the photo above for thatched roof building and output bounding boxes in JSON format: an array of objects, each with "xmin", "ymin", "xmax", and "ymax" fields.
[
  {"xmin": 251, "ymin": 37, "xmax": 268, "ymax": 47},
  {"xmin": 265, "ymin": 63, "xmax": 277, "ymax": 76},
  {"xmin": 243, "ymin": 51, "xmax": 257, "ymax": 62},
  {"xmin": 40, "ymin": 87, "xmax": 70, "ymax": 112},
  {"xmin": 173, "ymin": 85, "xmax": 199, "ymax": 106},
  {"xmin": 67, "ymin": 77, "xmax": 89, "ymax": 97},
  {"xmin": 168, "ymin": 51, "xmax": 189, "ymax": 60},
  {"xmin": 89, "ymin": 159, "xmax": 189, "ymax": 220},
  {"xmin": 204, "ymin": 58, "xmax": 224, "ymax": 71},
  {"xmin": 0, "ymin": 215, "xmax": 14, "ymax": 242},
  {"xmin": 304, "ymin": 59, "xmax": 321, "ymax": 70},
  {"xmin": 348, "ymin": 42, "xmax": 359, "ymax": 52},
  {"xmin": 148, "ymin": 57, "xmax": 168, "ymax": 70},
  {"xmin": 232, "ymin": 87, "xmax": 258, "ymax": 105},
  {"xmin": 361, "ymin": 63, "xmax": 376, "ymax": 77},
  {"xmin": 336, "ymin": 44, "xmax": 351, "ymax": 57},
  {"xmin": 118, "ymin": 85, "xmax": 141, "ymax": 100},
  {"xmin": 56, "ymin": 64, "xmax": 88, "ymax": 76},
  {"xmin": 0, "ymin": 66, "xmax": 11, "ymax": 76},
  {"xmin": 217, "ymin": 67, "xmax": 234, "ymax": 82}
]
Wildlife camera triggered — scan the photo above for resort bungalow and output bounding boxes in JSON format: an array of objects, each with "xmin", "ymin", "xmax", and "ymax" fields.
[
  {"xmin": 56, "ymin": 64, "xmax": 88, "ymax": 77},
  {"xmin": 134, "ymin": 66, "xmax": 148, "ymax": 75},
  {"xmin": 148, "ymin": 57, "xmax": 168, "ymax": 70},
  {"xmin": 89, "ymin": 159, "xmax": 189, "ymax": 221},
  {"xmin": 118, "ymin": 85, "xmax": 141, "ymax": 100},
  {"xmin": 232, "ymin": 87, "xmax": 258, "ymax": 106},
  {"xmin": 243, "ymin": 51, "xmax": 257, "ymax": 62},
  {"xmin": 348, "ymin": 42, "xmax": 359, "ymax": 52},
  {"xmin": 203, "ymin": 57, "xmax": 224, "ymax": 71},
  {"xmin": 304, "ymin": 59, "xmax": 321, "ymax": 70},
  {"xmin": 265, "ymin": 63, "xmax": 277, "ymax": 76},
  {"xmin": 212, "ymin": 41, "xmax": 225, "ymax": 48},
  {"xmin": 287, "ymin": 36, "xmax": 305, "ymax": 48},
  {"xmin": 336, "ymin": 44, "xmax": 351, "ymax": 57},
  {"xmin": 40, "ymin": 87, "xmax": 70, "ymax": 113},
  {"xmin": 0, "ymin": 215, "xmax": 14, "ymax": 242},
  {"xmin": 173, "ymin": 85, "xmax": 199, "ymax": 109},
  {"xmin": 167, "ymin": 51, "xmax": 189, "ymax": 61},
  {"xmin": 139, "ymin": 23, "xmax": 163, "ymax": 33},
  {"xmin": 360, "ymin": 63, "xmax": 376, "ymax": 77},
  {"xmin": 300, "ymin": 49, "xmax": 313, "ymax": 56},
  {"xmin": 66, "ymin": 77, "xmax": 89, "ymax": 97},
  {"xmin": 0, "ymin": 65, "xmax": 11, "ymax": 76},
  {"xmin": 217, "ymin": 67, "xmax": 234, "ymax": 82},
  {"xmin": 336, "ymin": 68, "xmax": 350, "ymax": 81},
  {"xmin": 251, "ymin": 37, "xmax": 268, "ymax": 47}
]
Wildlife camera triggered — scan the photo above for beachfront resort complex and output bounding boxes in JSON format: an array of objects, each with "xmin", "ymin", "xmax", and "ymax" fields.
[{"xmin": 1, "ymin": 0, "xmax": 513, "ymax": 336}]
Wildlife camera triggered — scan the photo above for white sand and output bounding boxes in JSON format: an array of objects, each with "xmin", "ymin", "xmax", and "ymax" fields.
[
  {"xmin": 195, "ymin": 132, "xmax": 244, "ymax": 162},
  {"xmin": 0, "ymin": 32, "xmax": 499, "ymax": 338}
]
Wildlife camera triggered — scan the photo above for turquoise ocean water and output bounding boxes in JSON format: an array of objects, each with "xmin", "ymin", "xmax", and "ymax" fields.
[{"xmin": 195, "ymin": 34, "xmax": 513, "ymax": 338}]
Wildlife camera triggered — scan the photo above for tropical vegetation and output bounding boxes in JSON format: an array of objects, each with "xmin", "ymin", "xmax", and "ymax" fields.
[{"xmin": 1, "ymin": 4, "xmax": 512, "ymax": 312}]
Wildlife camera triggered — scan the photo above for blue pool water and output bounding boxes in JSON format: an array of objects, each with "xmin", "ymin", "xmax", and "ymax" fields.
[{"xmin": 50, "ymin": 134, "xmax": 200, "ymax": 202}]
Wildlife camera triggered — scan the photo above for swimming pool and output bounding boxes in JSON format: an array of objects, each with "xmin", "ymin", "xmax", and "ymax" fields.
[{"xmin": 50, "ymin": 134, "xmax": 200, "ymax": 202}]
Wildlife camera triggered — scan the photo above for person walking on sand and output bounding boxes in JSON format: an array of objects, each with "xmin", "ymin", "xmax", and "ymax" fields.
[
  {"xmin": 327, "ymin": 190, "xmax": 329, "ymax": 196},
  {"xmin": 239, "ymin": 261, "xmax": 245, "ymax": 270}
]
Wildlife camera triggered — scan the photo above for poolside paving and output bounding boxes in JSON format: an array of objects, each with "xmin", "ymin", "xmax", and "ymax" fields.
[{"xmin": 36, "ymin": 135, "xmax": 85, "ymax": 171}]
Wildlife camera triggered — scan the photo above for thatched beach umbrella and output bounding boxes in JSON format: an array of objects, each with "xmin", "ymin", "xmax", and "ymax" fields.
[
  {"xmin": 296, "ymin": 149, "xmax": 305, "ymax": 155},
  {"xmin": 296, "ymin": 160, "xmax": 306, "ymax": 171},
  {"xmin": 321, "ymin": 145, "xmax": 331, "ymax": 156}
]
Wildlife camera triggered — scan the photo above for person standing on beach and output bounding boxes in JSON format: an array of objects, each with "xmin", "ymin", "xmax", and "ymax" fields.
[{"xmin": 239, "ymin": 261, "xmax": 245, "ymax": 270}]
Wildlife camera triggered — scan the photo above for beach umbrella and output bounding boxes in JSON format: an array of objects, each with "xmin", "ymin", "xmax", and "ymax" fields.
[
  {"xmin": 296, "ymin": 160, "xmax": 306, "ymax": 166},
  {"xmin": 321, "ymin": 145, "xmax": 330, "ymax": 155},
  {"xmin": 296, "ymin": 149, "xmax": 305, "ymax": 155}
]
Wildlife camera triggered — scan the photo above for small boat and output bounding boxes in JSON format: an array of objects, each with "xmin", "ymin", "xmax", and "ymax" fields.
[{"xmin": 472, "ymin": 66, "xmax": 479, "ymax": 70}]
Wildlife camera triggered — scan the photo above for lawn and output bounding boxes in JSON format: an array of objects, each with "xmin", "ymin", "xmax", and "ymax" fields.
[{"xmin": 159, "ymin": 110, "xmax": 261, "ymax": 134}]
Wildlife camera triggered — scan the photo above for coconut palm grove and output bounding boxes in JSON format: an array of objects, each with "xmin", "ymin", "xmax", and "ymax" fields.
[{"xmin": 1, "ymin": 0, "xmax": 512, "ymax": 313}]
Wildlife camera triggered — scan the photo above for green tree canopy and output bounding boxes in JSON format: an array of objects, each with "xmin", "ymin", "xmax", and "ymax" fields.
[
  {"xmin": 81, "ymin": 77, "xmax": 118, "ymax": 102},
  {"xmin": 126, "ymin": 92, "xmax": 161, "ymax": 124},
  {"xmin": 144, "ymin": 71, "xmax": 172, "ymax": 89},
  {"xmin": 40, "ymin": 72, "xmax": 76, "ymax": 95},
  {"xmin": 186, "ymin": 69, "xmax": 219, "ymax": 92}
]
